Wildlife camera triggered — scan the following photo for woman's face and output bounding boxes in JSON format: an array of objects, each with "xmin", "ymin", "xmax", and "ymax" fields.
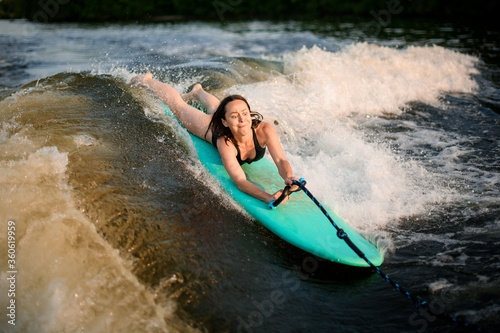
[{"xmin": 222, "ymin": 100, "xmax": 252, "ymax": 136}]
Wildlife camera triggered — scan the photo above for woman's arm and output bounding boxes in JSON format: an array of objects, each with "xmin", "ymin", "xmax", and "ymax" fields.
[
  {"xmin": 261, "ymin": 123, "xmax": 299, "ymax": 187},
  {"xmin": 217, "ymin": 138, "xmax": 284, "ymax": 203},
  {"xmin": 219, "ymin": 122, "xmax": 299, "ymax": 203}
]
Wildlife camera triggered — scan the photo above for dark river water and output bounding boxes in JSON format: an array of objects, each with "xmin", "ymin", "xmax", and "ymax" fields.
[{"xmin": 0, "ymin": 17, "xmax": 499, "ymax": 333}]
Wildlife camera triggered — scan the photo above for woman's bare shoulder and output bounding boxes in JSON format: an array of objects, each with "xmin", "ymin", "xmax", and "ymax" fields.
[
  {"xmin": 216, "ymin": 136, "xmax": 237, "ymax": 154},
  {"xmin": 256, "ymin": 121, "xmax": 278, "ymax": 141}
]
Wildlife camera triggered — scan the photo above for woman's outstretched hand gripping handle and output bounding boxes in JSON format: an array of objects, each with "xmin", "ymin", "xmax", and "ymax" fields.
[
  {"xmin": 268, "ymin": 178, "xmax": 306, "ymax": 209},
  {"xmin": 268, "ymin": 185, "xmax": 292, "ymax": 209}
]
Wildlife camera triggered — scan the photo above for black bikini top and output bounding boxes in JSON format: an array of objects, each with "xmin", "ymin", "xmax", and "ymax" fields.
[
  {"xmin": 212, "ymin": 127, "xmax": 266, "ymax": 165},
  {"xmin": 235, "ymin": 128, "xmax": 266, "ymax": 165}
]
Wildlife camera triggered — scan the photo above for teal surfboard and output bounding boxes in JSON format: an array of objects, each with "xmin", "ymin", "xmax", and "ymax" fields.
[{"xmin": 163, "ymin": 103, "xmax": 383, "ymax": 267}]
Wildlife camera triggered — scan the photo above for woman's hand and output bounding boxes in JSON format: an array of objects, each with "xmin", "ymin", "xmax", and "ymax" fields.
[
  {"xmin": 285, "ymin": 176, "xmax": 301, "ymax": 192},
  {"xmin": 269, "ymin": 189, "xmax": 289, "ymax": 204}
]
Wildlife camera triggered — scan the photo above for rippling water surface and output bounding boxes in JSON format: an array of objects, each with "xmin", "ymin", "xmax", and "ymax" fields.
[{"xmin": 0, "ymin": 18, "xmax": 499, "ymax": 332}]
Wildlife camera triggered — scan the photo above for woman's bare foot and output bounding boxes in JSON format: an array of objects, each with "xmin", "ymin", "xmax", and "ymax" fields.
[
  {"xmin": 181, "ymin": 83, "xmax": 203, "ymax": 101},
  {"xmin": 131, "ymin": 72, "xmax": 153, "ymax": 86}
]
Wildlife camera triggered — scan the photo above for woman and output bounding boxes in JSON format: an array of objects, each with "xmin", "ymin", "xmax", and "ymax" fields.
[{"xmin": 131, "ymin": 73, "xmax": 299, "ymax": 203}]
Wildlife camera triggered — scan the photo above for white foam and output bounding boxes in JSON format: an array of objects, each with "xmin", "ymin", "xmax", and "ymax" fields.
[
  {"xmin": 282, "ymin": 43, "xmax": 479, "ymax": 116},
  {"xmin": 428, "ymin": 278, "xmax": 455, "ymax": 292},
  {"xmin": 73, "ymin": 134, "xmax": 101, "ymax": 147}
]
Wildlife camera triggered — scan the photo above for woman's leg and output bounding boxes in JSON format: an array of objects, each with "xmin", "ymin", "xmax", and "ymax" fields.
[
  {"xmin": 182, "ymin": 84, "xmax": 220, "ymax": 115},
  {"xmin": 132, "ymin": 73, "xmax": 213, "ymax": 141}
]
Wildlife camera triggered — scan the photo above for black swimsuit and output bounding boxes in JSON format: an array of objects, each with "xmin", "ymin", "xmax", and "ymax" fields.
[{"xmin": 212, "ymin": 127, "xmax": 266, "ymax": 165}]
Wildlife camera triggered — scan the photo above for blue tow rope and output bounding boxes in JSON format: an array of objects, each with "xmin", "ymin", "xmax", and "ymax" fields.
[{"xmin": 269, "ymin": 178, "xmax": 490, "ymax": 332}]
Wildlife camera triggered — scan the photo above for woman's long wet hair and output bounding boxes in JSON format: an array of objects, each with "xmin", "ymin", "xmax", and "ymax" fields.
[{"xmin": 205, "ymin": 95, "xmax": 263, "ymax": 147}]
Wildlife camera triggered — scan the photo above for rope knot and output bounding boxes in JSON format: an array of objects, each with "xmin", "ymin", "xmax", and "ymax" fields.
[{"xmin": 337, "ymin": 229, "xmax": 347, "ymax": 239}]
